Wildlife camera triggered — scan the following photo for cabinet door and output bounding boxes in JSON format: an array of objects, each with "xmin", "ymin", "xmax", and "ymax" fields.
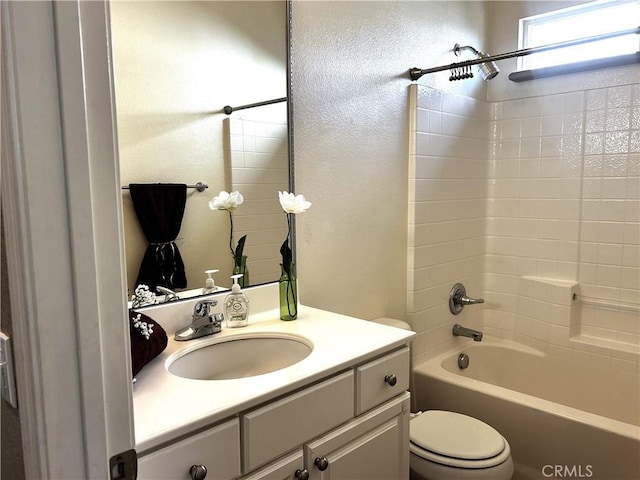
[
  {"xmin": 240, "ymin": 450, "xmax": 306, "ymax": 480},
  {"xmin": 137, "ymin": 418, "xmax": 241, "ymax": 480},
  {"xmin": 305, "ymin": 393, "xmax": 410, "ymax": 480}
]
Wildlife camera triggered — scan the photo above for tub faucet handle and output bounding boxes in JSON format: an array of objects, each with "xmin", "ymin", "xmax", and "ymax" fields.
[
  {"xmin": 449, "ymin": 283, "xmax": 484, "ymax": 315},
  {"xmin": 460, "ymin": 295, "xmax": 485, "ymax": 305}
]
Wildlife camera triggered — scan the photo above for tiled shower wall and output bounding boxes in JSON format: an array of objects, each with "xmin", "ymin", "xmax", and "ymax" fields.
[
  {"xmin": 227, "ymin": 118, "xmax": 289, "ymax": 285},
  {"xmin": 408, "ymin": 82, "xmax": 640, "ymax": 363},
  {"xmin": 488, "ymin": 85, "xmax": 640, "ymax": 353},
  {"xmin": 408, "ymin": 85, "xmax": 490, "ymax": 362}
]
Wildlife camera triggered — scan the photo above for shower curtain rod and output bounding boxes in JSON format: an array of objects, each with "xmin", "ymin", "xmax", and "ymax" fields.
[
  {"xmin": 223, "ymin": 97, "xmax": 287, "ymax": 115},
  {"xmin": 410, "ymin": 26, "xmax": 640, "ymax": 81},
  {"xmin": 122, "ymin": 182, "xmax": 209, "ymax": 192}
]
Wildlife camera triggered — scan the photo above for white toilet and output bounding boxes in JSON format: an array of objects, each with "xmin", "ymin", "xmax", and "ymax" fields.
[
  {"xmin": 409, "ymin": 410, "xmax": 513, "ymax": 480},
  {"xmin": 373, "ymin": 318, "xmax": 514, "ymax": 480}
]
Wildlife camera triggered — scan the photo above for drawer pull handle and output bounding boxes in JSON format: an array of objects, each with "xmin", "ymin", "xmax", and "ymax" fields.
[
  {"xmin": 384, "ymin": 374, "xmax": 397, "ymax": 387},
  {"xmin": 314, "ymin": 457, "xmax": 329, "ymax": 471},
  {"xmin": 189, "ymin": 464, "xmax": 207, "ymax": 480},
  {"xmin": 295, "ymin": 468, "xmax": 310, "ymax": 480}
]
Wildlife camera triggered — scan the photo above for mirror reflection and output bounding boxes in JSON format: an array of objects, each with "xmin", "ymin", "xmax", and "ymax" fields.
[{"xmin": 110, "ymin": 1, "xmax": 290, "ymax": 299}]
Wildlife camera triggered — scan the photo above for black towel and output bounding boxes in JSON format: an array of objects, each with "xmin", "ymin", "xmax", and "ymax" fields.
[
  {"xmin": 129, "ymin": 310, "xmax": 168, "ymax": 377},
  {"xmin": 129, "ymin": 183, "xmax": 188, "ymax": 290}
]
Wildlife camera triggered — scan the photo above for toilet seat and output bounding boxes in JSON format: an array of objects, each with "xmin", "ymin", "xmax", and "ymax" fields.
[{"xmin": 410, "ymin": 411, "xmax": 510, "ymax": 469}]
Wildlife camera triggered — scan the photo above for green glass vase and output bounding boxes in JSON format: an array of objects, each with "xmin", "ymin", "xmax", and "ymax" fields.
[
  {"xmin": 279, "ymin": 263, "xmax": 297, "ymax": 321},
  {"xmin": 233, "ymin": 255, "xmax": 249, "ymax": 288}
]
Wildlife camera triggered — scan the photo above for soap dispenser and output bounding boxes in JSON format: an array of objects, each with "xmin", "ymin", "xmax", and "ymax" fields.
[
  {"xmin": 225, "ymin": 274, "xmax": 250, "ymax": 328},
  {"xmin": 202, "ymin": 269, "xmax": 219, "ymax": 294}
]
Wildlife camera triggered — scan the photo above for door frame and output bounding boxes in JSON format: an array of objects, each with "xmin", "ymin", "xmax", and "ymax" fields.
[{"xmin": 1, "ymin": 1, "xmax": 134, "ymax": 477}]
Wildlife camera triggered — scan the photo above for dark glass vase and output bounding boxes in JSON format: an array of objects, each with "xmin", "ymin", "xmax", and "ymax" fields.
[
  {"xmin": 233, "ymin": 255, "xmax": 249, "ymax": 288},
  {"xmin": 279, "ymin": 263, "xmax": 297, "ymax": 321}
]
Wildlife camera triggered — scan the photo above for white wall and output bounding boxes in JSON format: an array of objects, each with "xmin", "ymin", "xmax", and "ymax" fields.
[{"xmin": 291, "ymin": 0, "xmax": 489, "ymax": 320}]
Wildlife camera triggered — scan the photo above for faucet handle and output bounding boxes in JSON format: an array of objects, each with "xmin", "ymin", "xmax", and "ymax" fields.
[
  {"xmin": 460, "ymin": 295, "xmax": 484, "ymax": 306},
  {"xmin": 449, "ymin": 283, "xmax": 484, "ymax": 315},
  {"xmin": 193, "ymin": 299, "xmax": 217, "ymax": 317}
]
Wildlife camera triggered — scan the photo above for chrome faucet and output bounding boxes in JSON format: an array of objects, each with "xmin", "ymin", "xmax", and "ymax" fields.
[
  {"xmin": 157, "ymin": 286, "xmax": 180, "ymax": 303},
  {"xmin": 449, "ymin": 283, "xmax": 484, "ymax": 315},
  {"xmin": 174, "ymin": 299, "xmax": 224, "ymax": 341},
  {"xmin": 452, "ymin": 323, "xmax": 483, "ymax": 342}
]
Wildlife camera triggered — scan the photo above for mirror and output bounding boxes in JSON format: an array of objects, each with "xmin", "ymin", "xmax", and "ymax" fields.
[{"xmin": 110, "ymin": 1, "xmax": 290, "ymax": 300}]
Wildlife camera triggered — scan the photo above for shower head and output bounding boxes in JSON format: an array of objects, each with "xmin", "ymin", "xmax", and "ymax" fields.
[
  {"xmin": 477, "ymin": 53, "xmax": 500, "ymax": 81},
  {"xmin": 453, "ymin": 43, "xmax": 500, "ymax": 81}
]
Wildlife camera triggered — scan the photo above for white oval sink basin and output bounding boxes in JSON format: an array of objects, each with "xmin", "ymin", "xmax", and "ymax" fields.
[{"xmin": 167, "ymin": 334, "xmax": 313, "ymax": 380}]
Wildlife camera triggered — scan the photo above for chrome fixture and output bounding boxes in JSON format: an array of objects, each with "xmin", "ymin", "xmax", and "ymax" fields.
[
  {"xmin": 449, "ymin": 63, "xmax": 474, "ymax": 81},
  {"xmin": 409, "ymin": 26, "xmax": 640, "ymax": 82},
  {"xmin": 449, "ymin": 283, "xmax": 484, "ymax": 315},
  {"xmin": 122, "ymin": 182, "xmax": 208, "ymax": 192},
  {"xmin": 157, "ymin": 286, "xmax": 180, "ymax": 303},
  {"xmin": 458, "ymin": 353, "xmax": 470, "ymax": 369},
  {"xmin": 454, "ymin": 44, "xmax": 499, "ymax": 81},
  {"xmin": 452, "ymin": 324, "xmax": 483, "ymax": 342},
  {"xmin": 175, "ymin": 299, "xmax": 224, "ymax": 341},
  {"xmin": 223, "ymin": 96, "xmax": 287, "ymax": 115}
]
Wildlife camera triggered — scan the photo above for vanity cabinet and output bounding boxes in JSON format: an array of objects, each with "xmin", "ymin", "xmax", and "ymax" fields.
[{"xmin": 137, "ymin": 346, "xmax": 410, "ymax": 480}]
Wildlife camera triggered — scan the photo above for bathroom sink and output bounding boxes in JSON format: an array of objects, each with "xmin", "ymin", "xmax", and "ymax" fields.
[{"xmin": 166, "ymin": 334, "xmax": 313, "ymax": 380}]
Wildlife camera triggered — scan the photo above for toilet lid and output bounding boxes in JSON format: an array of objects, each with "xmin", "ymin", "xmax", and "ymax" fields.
[{"xmin": 410, "ymin": 411, "xmax": 505, "ymax": 460}]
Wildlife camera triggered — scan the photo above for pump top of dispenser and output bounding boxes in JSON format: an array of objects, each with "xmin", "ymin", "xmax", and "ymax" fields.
[
  {"xmin": 203, "ymin": 269, "xmax": 219, "ymax": 294},
  {"xmin": 230, "ymin": 273, "xmax": 243, "ymax": 293}
]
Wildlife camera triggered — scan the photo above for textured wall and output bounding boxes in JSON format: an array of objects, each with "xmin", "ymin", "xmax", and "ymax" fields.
[{"xmin": 291, "ymin": 1, "xmax": 488, "ymax": 319}]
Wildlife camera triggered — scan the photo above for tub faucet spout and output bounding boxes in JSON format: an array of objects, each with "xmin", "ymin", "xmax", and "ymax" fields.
[{"xmin": 452, "ymin": 323, "xmax": 483, "ymax": 341}]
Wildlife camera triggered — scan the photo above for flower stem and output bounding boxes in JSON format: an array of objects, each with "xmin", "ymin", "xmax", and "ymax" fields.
[
  {"xmin": 228, "ymin": 210, "xmax": 235, "ymax": 257},
  {"xmin": 286, "ymin": 277, "xmax": 297, "ymax": 316}
]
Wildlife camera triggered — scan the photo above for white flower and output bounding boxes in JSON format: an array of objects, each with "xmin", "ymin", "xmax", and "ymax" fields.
[
  {"xmin": 279, "ymin": 191, "xmax": 312, "ymax": 214},
  {"xmin": 131, "ymin": 313, "xmax": 154, "ymax": 340},
  {"xmin": 209, "ymin": 191, "xmax": 244, "ymax": 212},
  {"xmin": 131, "ymin": 284, "xmax": 158, "ymax": 308}
]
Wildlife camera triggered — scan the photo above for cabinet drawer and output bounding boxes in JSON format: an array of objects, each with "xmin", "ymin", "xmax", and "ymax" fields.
[
  {"xmin": 137, "ymin": 418, "xmax": 241, "ymax": 480},
  {"xmin": 356, "ymin": 347, "xmax": 409, "ymax": 414},
  {"xmin": 243, "ymin": 370, "xmax": 354, "ymax": 472}
]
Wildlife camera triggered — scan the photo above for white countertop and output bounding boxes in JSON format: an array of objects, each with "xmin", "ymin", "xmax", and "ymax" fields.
[{"xmin": 132, "ymin": 292, "xmax": 414, "ymax": 454}]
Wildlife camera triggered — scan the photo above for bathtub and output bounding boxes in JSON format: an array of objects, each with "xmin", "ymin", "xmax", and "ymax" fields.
[{"xmin": 413, "ymin": 339, "xmax": 640, "ymax": 480}]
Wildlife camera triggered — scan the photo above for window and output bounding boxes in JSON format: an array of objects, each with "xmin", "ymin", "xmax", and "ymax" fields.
[{"xmin": 518, "ymin": 0, "xmax": 639, "ymax": 71}]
